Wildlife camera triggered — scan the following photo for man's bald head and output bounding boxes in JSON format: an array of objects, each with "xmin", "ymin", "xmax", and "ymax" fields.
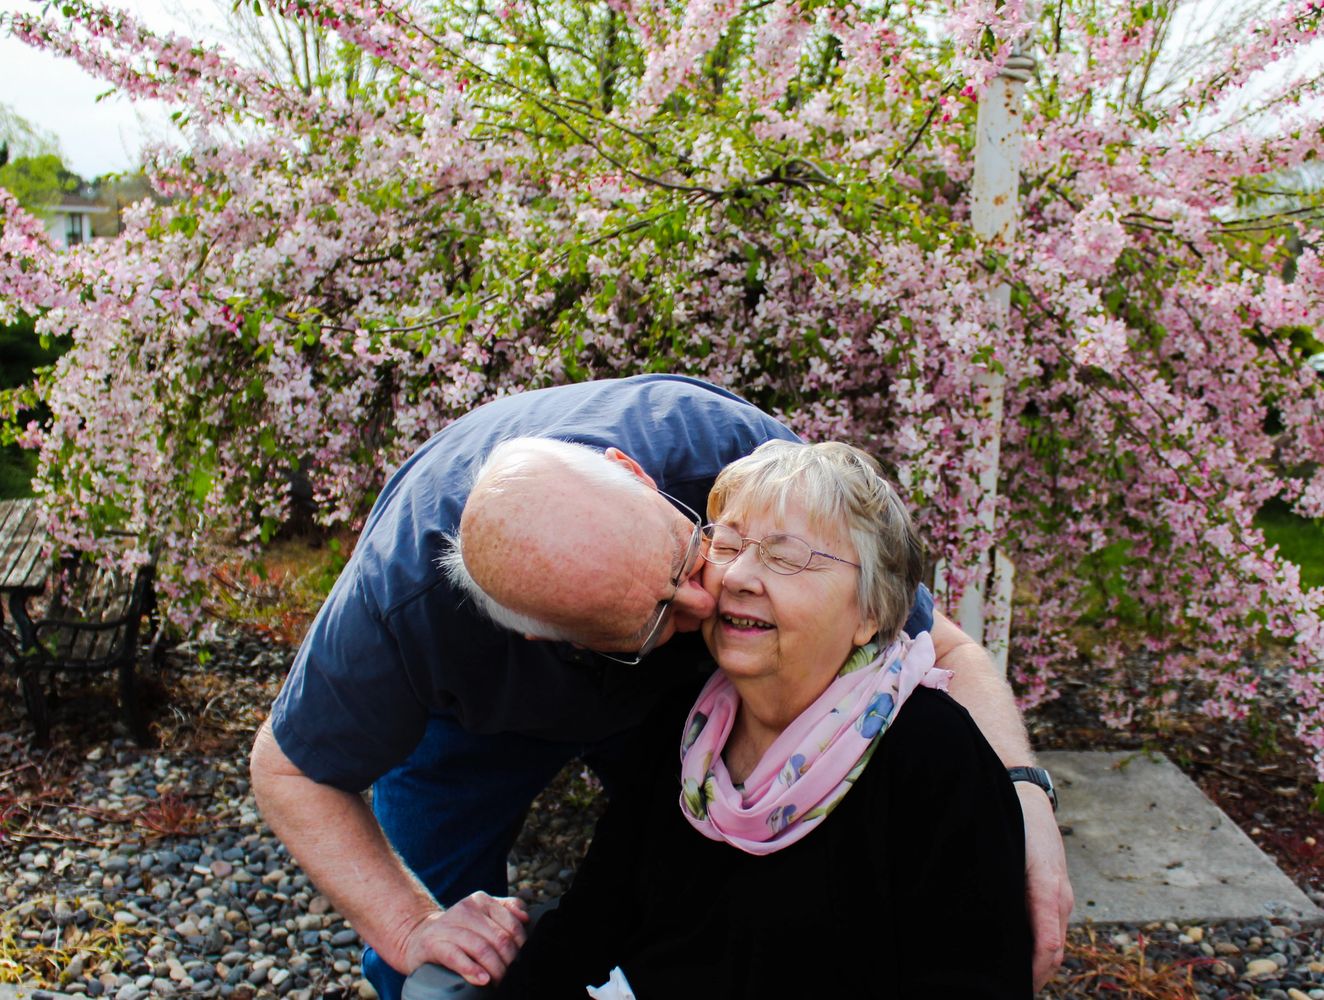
[{"xmin": 443, "ymin": 438, "xmax": 694, "ymax": 650}]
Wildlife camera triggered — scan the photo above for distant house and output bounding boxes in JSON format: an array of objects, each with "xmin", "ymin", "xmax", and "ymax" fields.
[{"xmin": 41, "ymin": 193, "xmax": 110, "ymax": 249}]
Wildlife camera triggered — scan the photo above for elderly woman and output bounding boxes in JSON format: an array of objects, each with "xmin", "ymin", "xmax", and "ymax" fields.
[{"xmin": 486, "ymin": 440, "xmax": 1031, "ymax": 998}]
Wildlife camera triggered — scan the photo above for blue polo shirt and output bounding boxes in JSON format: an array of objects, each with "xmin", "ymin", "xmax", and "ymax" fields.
[{"xmin": 269, "ymin": 376, "xmax": 931, "ymax": 792}]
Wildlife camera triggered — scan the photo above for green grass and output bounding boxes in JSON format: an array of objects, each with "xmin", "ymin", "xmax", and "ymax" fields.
[
  {"xmin": 1256, "ymin": 497, "xmax": 1324, "ymax": 590},
  {"xmin": 0, "ymin": 448, "xmax": 37, "ymax": 498}
]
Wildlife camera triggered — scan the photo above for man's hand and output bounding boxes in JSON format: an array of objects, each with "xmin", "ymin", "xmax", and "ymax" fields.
[
  {"xmin": 1018, "ymin": 784, "xmax": 1073, "ymax": 990},
  {"xmin": 401, "ymin": 892, "xmax": 530, "ymax": 987},
  {"xmin": 251, "ymin": 721, "xmax": 525, "ymax": 983}
]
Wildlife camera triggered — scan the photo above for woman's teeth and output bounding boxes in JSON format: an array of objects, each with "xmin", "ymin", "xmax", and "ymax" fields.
[{"xmin": 723, "ymin": 615, "xmax": 773, "ymax": 629}]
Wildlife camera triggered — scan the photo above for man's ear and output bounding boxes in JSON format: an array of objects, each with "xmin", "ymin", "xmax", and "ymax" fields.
[{"xmin": 603, "ymin": 447, "xmax": 659, "ymax": 490}]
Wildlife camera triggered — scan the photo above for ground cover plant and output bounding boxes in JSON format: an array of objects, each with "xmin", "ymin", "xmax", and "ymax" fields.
[{"xmin": 0, "ymin": 0, "xmax": 1321, "ymax": 773}]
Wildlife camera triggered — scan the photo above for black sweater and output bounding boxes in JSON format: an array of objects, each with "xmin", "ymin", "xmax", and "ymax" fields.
[{"xmin": 497, "ymin": 687, "xmax": 1032, "ymax": 999}]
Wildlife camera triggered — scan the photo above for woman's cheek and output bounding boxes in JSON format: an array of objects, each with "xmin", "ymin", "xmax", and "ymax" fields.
[{"xmin": 701, "ymin": 559, "xmax": 725, "ymax": 597}]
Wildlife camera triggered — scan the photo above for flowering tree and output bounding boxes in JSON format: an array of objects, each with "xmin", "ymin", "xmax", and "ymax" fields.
[{"xmin": 1, "ymin": 0, "xmax": 1322, "ymax": 768}]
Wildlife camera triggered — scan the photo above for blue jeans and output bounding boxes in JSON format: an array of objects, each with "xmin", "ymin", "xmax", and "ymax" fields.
[{"xmin": 362, "ymin": 714, "xmax": 639, "ymax": 1000}]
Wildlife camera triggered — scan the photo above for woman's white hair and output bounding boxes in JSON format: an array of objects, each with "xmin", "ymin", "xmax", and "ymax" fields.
[
  {"xmin": 706, "ymin": 440, "xmax": 923, "ymax": 644},
  {"xmin": 439, "ymin": 436, "xmax": 652, "ymax": 638}
]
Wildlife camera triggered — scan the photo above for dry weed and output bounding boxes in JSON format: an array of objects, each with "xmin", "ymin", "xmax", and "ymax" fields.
[
  {"xmin": 0, "ymin": 896, "xmax": 150, "ymax": 988},
  {"xmin": 1049, "ymin": 926, "xmax": 1214, "ymax": 998}
]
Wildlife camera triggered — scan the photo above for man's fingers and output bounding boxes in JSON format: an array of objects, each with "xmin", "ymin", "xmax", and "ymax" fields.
[
  {"xmin": 431, "ymin": 893, "xmax": 530, "ymax": 984},
  {"xmin": 1025, "ymin": 862, "xmax": 1067, "ymax": 990},
  {"xmin": 459, "ymin": 893, "xmax": 528, "ymax": 954},
  {"xmin": 1016, "ymin": 785, "xmax": 1073, "ymax": 990},
  {"xmin": 1029, "ymin": 903, "xmax": 1066, "ymax": 991},
  {"xmin": 437, "ymin": 924, "xmax": 513, "ymax": 985},
  {"xmin": 432, "ymin": 938, "xmax": 494, "ymax": 987},
  {"xmin": 1059, "ymin": 876, "xmax": 1075, "ymax": 938},
  {"xmin": 482, "ymin": 897, "xmax": 529, "ymax": 947},
  {"xmin": 1043, "ymin": 877, "xmax": 1074, "ymax": 990}
]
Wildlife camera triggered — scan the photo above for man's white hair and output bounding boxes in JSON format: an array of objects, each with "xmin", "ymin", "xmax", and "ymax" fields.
[{"xmin": 439, "ymin": 436, "xmax": 652, "ymax": 638}]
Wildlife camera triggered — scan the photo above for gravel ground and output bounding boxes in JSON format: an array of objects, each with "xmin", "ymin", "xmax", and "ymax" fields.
[
  {"xmin": 0, "ymin": 630, "xmax": 601, "ymax": 1000},
  {"xmin": 1, "ymin": 744, "xmax": 598, "ymax": 1000},
  {"xmin": 1, "ymin": 628, "xmax": 1321, "ymax": 999}
]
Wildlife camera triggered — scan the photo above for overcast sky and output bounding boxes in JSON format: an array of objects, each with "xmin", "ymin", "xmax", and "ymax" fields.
[{"xmin": 0, "ymin": 0, "xmax": 222, "ymax": 177}]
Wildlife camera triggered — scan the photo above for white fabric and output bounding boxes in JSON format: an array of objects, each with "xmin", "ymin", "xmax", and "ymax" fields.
[{"xmin": 586, "ymin": 966, "xmax": 637, "ymax": 999}]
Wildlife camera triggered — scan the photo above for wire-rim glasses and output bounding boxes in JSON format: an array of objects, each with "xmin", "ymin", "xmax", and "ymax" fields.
[
  {"xmin": 595, "ymin": 490, "xmax": 705, "ymax": 666},
  {"xmin": 700, "ymin": 523, "xmax": 861, "ymax": 575}
]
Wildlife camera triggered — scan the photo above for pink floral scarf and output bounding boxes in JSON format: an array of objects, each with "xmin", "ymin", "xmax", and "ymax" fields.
[{"xmin": 678, "ymin": 632, "xmax": 949, "ymax": 855}]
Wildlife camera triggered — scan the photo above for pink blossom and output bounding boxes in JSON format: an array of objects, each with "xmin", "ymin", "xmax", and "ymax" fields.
[{"xmin": 1, "ymin": 0, "xmax": 1322, "ymax": 773}]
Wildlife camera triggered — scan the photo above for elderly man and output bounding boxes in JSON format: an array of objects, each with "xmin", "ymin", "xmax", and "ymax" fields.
[{"xmin": 250, "ymin": 375, "xmax": 1071, "ymax": 1000}]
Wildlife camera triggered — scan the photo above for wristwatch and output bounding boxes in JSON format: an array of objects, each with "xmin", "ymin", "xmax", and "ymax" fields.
[{"xmin": 1007, "ymin": 766, "xmax": 1057, "ymax": 812}]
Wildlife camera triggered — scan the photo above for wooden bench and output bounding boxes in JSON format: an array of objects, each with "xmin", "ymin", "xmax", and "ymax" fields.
[{"xmin": 0, "ymin": 498, "xmax": 160, "ymax": 746}]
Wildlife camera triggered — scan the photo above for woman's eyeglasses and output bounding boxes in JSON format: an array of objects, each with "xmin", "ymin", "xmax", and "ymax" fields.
[{"xmin": 700, "ymin": 523, "xmax": 860, "ymax": 575}]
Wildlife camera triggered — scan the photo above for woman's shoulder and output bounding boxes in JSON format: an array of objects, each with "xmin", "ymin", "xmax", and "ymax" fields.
[
  {"xmin": 856, "ymin": 687, "xmax": 1028, "ymax": 903},
  {"xmin": 870, "ymin": 686, "xmax": 1011, "ymax": 794},
  {"xmin": 885, "ymin": 684, "xmax": 987, "ymax": 745}
]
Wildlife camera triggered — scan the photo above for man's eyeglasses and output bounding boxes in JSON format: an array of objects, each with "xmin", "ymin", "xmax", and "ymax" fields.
[
  {"xmin": 595, "ymin": 490, "xmax": 705, "ymax": 666},
  {"xmin": 700, "ymin": 523, "xmax": 861, "ymax": 575}
]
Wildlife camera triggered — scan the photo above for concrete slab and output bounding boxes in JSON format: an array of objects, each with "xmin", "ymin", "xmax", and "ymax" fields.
[{"xmin": 1043, "ymin": 750, "xmax": 1322, "ymax": 925}]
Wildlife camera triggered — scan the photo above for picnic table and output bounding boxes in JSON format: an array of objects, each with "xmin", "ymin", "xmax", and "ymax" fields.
[{"xmin": 0, "ymin": 497, "xmax": 159, "ymax": 745}]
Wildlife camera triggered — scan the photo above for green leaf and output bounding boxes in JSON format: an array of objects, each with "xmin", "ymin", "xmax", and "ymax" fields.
[
  {"xmin": 169, "ymin": 213, "xmax": 199, "ymax": 237},
  {"xmin": 188, "ymin": 464, "xmax": 213, "ymax": 502},
  {"xmin": 258, "ymin": 427, "xmax": 278, "ymax": 457}
]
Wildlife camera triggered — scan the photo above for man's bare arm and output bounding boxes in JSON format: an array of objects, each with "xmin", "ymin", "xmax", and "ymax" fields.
[
  {"xmin": 249, "ymin": 720, "xmax": 528, "ymax": 987},
  {"xmin": 931, "ymin": 611, "xmax": 1031, "ymax": 766},
  {"xmin": 930, "ymin": 610, "xmax": 1073, "ymax": 991}
]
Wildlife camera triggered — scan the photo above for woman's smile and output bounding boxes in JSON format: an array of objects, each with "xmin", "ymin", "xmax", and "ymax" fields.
[{"xmin": 719, "ymin": 611, "xmax": 774, "ymax": 632}]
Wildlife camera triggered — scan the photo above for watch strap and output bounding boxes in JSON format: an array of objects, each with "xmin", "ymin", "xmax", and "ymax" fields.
[{"xmin": 1007, "ymin": 765, "xmax": 1057, "ymax": 812}]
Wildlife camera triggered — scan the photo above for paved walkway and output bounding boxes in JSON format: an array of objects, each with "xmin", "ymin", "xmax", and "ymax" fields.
[{"xmin": 1043, "ymin": 750, "xmax": 1321, "ymax": 925}]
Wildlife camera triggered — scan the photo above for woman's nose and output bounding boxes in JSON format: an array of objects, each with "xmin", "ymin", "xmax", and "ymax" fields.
[{"xmin": 720, "ymin": 543, "xmax": 764, "ymax": 591}]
